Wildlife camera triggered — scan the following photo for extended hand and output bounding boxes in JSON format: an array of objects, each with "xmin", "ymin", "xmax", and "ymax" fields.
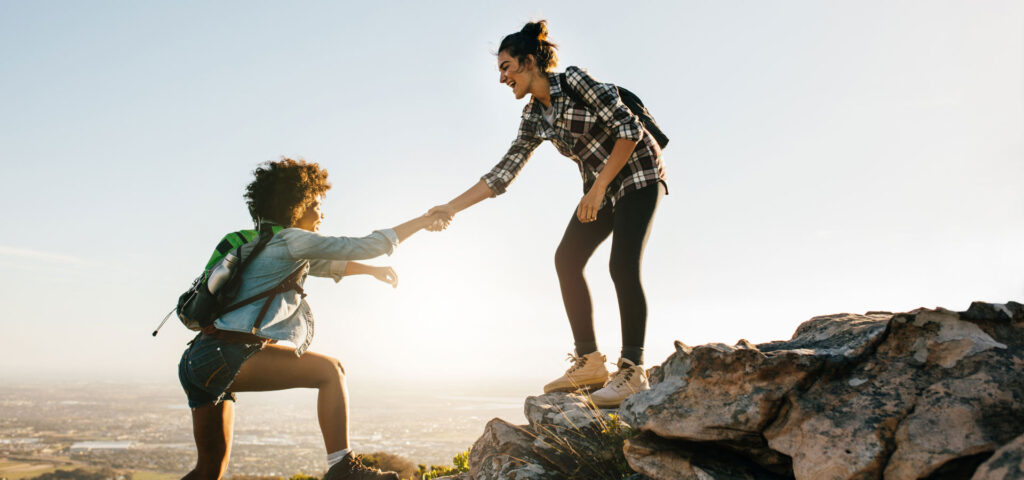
[
  {"xmin": 426, "ymin": 204, "xmax": 455, "ymax": 231},
  {"xmin": 576, "ymin": 188, "xmax": 604, "ymax": 223},
  {"xmin": 370, "ymin": 266, "xmax": 398, "ymax": 288}
]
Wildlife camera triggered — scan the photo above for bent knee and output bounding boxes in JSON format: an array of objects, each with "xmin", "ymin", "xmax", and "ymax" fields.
[
  {"xmin": 609, "ymin": 258, "xmax": 641, "ymax": 284},
  {"xmin": 555, "ymin": 245, "xmax": 585, "ymax": 274},
  {"xmin": 314, "ymin": 355, "xmax": 346, "ymax": 385},
  {"xmin": 331, "ymin": 357, "xmax": 346, "ymax": 376}
]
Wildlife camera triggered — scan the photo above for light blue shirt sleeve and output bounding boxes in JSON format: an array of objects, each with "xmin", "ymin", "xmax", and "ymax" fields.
[
  {"xmin": 308, "ymin": 259, "xmax": 348, "ymax": 282},
  {"xmin": 280, "ymin": 228, "xmax": 399, "ymax": 261}
]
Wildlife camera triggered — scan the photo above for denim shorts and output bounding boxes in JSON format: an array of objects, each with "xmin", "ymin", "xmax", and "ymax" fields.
[{"xmin": 178, "ymin": 333, "xmax": 265, "ymax": 409}]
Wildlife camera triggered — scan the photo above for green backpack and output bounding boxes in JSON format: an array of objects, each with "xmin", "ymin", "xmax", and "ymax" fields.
[{"xmin": 153, "ymin": 225, "xmax": 289, "ymax": 336}]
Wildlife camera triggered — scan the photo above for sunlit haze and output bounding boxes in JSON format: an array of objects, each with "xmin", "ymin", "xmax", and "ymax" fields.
[{"xmin": 1, "ymin": 1, "xmax": 1021, "ymax": 399}]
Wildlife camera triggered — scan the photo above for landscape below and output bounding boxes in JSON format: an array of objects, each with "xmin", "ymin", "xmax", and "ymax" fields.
[{"xmin": 4, "ymin": 301, "xmax": 1022, "ymax": 480}]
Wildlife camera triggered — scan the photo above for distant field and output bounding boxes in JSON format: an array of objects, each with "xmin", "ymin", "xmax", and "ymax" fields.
[
  {"xmin": 0, "ymin": 459, "xmax": 176, "ymax": 480},
  {"xmin": 131, "ymin": 470, "xmax": 178, "ymax": 480},
  {"xmin": 0, "ymin": 458, "xmax": 61, "ymax": 479},
  {"xmin": 1, "ymin": 382, "xmax": 527, "ymax": 472}
]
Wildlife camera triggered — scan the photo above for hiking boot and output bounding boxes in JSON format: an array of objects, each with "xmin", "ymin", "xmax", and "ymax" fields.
[
  {"xmin": 543, "ymin": 351, "xmax": 610, "ymax": 394},
  {"xmin": 589, "ymin": 358, "xmax": 650, "ymax": 408},
  {"xmin": 322, "ymin": 453, "xmax": 400, "ymax": 480}
]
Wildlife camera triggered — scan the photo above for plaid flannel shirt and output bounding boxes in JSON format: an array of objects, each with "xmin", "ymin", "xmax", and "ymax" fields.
[{"xmin": 482, "ymin": 66, "xmax": 666, "ymax": 207}]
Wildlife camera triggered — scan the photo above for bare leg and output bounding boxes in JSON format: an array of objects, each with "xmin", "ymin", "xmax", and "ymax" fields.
[
  {"xmin": 230, "ymin": 344, "xmax": 349, "ymax": 452},
  {"xmin": 182, "ymin": 400, "xmax": 234, "ymax": 480}
]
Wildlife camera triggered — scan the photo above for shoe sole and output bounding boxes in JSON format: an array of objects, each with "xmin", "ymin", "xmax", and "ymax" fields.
[
  {"xmin": 590, "ymin": 397, "xmax": 625, "ymax": 409},
  {"xmin": 543, "ymin": 379, "xmax": 608, "ymax": 394},
  {"xmin": 590, "ymin": 386, "xmax": 651, "ymax": 409}
]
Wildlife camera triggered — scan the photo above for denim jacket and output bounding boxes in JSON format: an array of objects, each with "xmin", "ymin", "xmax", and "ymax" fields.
[{"xmin": 213, "ymin": 227, "xmax": 399, "ymax": 356}]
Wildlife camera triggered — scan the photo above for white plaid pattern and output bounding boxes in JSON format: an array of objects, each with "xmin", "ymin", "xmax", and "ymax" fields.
[{"xmin": 482, "ymin": 66, "xmax": 666, "ymax": 206}]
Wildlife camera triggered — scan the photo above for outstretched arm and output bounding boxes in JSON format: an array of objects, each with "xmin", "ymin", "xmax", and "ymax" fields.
[
  {"xmin": 344, "ymin": 261, "xmax": 399, "ymax": 288},
  {"xmin": 426, "ymin": 179, "xmax": 493, "ymax": 230},
  {"xmin": 391, "ymin": 213, "xmax": 444, "ymax": 243},
  {"xmin": 285, "ymin": 213, "xmax": 443, "ymax": 264},
  {"xmin": 428, "ymin": 115, "xmax": 543, "ymax": 231}
]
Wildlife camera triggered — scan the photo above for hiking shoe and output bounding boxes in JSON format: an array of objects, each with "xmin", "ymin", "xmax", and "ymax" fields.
[
  {"xmin": 543, "ymin": 351, "xmax": 610, "ymax": 394},
  {"xmin": 590, "ymin": 358, "xmax": 650, "ymax": 408},
  {"xmin": 322, "ymin": 453, "xmax": 400, "ymax": 480}
]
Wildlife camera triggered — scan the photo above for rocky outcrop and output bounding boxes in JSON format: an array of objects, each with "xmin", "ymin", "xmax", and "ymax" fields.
[
  {"xmin": 448, "ymin": 301, "xmax": 1023, "ymax": 479},
  {"xmin": 971, "ymin": 433, "xmax": 1024, "ymax": 480},
  {"xmin": 454, "ymin": 393, "xmax": 635, "ymax": 479}
]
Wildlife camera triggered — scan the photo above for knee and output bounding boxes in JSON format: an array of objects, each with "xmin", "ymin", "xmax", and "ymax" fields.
[
  {"xmin": 555, "ymin": 243, "xmax": 583, "ymax": 276},
  {"xmin": 331, "ymin": 357, "xmax": 346, "ymax": 377},
  {"xmin": 609, "ymin": 256, "xmax": 640, "ymax": 285},
  {"xmin": 317, "ymin": 355, "xmax": 346, "ymax": 386}
]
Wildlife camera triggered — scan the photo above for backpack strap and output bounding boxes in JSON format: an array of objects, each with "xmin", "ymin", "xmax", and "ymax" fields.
[
  {"xmin": 559, "ymin": 73, "xmax": 670, "ymax": 149},
  {"xmin": 217, "ymin": 228, "xmax": 275, "ymax": 296},
  {"xmin": 559, "ymin": 75, "xmax": 587, "ymax": 108},
  {"xmin": 219, "ymin": 263, "xmax": 308, "ymax": 335}
]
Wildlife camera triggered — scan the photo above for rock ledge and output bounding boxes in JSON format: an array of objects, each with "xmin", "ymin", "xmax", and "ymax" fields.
[{"xmin": 443, "ymin": 301, "xmax": 1024, "ymax": 480}]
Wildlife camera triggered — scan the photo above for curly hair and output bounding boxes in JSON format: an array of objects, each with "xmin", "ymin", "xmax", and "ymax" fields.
[{"xmin": 244, "ymin": 157, "xmax": 331, "ymax": 227}]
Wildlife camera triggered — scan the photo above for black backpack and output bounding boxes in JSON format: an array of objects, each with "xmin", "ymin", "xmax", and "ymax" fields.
[{"xmin": 559, "ymin": 75, "xmax": 669, "ymax": 149}]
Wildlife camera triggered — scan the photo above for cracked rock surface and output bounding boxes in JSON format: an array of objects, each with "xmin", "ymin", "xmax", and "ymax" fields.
[{"xmin": 447, "ymin": 302, "xmax": 1023, "ymax": 480}]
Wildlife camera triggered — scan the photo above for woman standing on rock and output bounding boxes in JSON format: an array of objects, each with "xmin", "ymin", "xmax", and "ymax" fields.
[{"xmin": 428, "ymin": 20, "xmax": 667, "ymax": 408}]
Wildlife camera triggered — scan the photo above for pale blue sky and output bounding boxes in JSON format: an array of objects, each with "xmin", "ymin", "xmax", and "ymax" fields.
[{"xmin": 1, "ymin": 1, "xmax": 1021, "ymax": 390}]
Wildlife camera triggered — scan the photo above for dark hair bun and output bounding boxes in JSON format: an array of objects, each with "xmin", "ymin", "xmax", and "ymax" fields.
[
  {"xmin": 520, "ymin": 20, "xmax": 549, "ymax": 42},
  {"xmin": 499, "ymin": 19, "xmax": 558, "ymax": 73}
]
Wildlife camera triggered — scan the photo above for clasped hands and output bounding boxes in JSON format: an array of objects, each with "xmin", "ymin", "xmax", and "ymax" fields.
[
  {"xmin": 425, "ymin": 204, "xmax": 455, "ymax": 232},
  {"xmin": 422, "ymin": 184, "xmax": 603, "ymax": 233}
]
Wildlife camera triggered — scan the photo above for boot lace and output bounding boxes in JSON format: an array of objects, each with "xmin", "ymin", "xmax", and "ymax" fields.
[
  {"xmin": 606, "ymin": 367, "xmax": 635, "ymax": 390},
  {"xmin": 564, "ymin": 353, "xmax": 588, "ymax": 373},
  {"xmin": 346, "ymin": 455, "xmax": 383, "ymax": 473}
]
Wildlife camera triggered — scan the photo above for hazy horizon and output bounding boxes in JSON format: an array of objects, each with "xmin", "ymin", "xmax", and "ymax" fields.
[{"xmin": 1, "ymin": 380, "xmax": 526, "ymax": 470}]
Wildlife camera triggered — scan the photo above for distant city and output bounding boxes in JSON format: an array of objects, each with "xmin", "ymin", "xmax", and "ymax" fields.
[{"xmin": 0, "ymin": 381, "xmax": 527, "ymax": 478}]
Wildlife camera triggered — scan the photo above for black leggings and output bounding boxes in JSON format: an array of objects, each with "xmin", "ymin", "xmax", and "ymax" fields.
[{"xmin": 554, "ymin": 182, "xmax": 665, "ymax": 365}]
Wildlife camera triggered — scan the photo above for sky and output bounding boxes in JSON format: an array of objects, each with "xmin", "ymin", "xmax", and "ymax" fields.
[{"xmin": 0, "ymin": 1, "xmax": 1022, "ymax": 394}]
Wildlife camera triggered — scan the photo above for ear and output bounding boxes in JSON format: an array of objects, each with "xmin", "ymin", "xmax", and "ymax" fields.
[{"xmin": 524, "ymin": 54, "xmax": 537, "ymax": 70}]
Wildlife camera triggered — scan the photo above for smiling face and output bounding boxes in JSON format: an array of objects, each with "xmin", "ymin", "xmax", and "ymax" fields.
[
  {"xmin": 497, "ymin": 51, "xmax": 538, "ymax": 100},
  {"xmin": 294, "ymin": 197, "xmax": 324, "ymax": 232}
]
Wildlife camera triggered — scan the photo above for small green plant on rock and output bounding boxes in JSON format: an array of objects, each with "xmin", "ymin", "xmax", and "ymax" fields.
[
  {"xmin": 531, "ymin": 398, "xmax": 637, "ymax": 480},
  {"xmin": 418, "ymin": 447, "xmax": 470, "ymax": 480},
  {"xmin": 357, "ymin": 452, "xmax": 418, "ymax": 479}
]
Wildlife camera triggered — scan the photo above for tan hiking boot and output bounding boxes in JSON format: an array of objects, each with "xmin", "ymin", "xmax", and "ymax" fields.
[
  {"xmin": 543, "ymin": 351, "xmax": 610, "ymax": 393},
  {"xmin": 322, "ymin": 453, "xmax": 400, "ymax": 480},
  {"xmin": 590, "ymin": 358, "xmax": 650, "ymax": 408}
]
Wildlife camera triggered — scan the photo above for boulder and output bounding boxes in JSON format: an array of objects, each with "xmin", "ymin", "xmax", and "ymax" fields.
[
  {"xmin": 620, "ymin": 312, "xmax": 890, "ymax": 473},
  {"xmin": 765, "ymin": 304, "xmax": 1023, "ymax": 479},
  {"xmin": 466, "ymin": 393, "xmax": 633, "ymax": 479},
  {"xmin": 623, "ymin": 433, "xmax": 787, "ymax": 480},
  {"xmin": 524, "ymin": 392, "xmax": 603, "ymax": 432},
  {"xmin": 971, "ymin": 433, "xmax": 1024, "ymax": 480},
  {"xmin": 468, "ymin": 418, "xmax": 560, "ymax": 480},
  {"xmin": 883, "ymin": 372, "xmax": 1019, "ymax": 479},
  {"xmin": 458, "ymin": 301, "xmax": 1024, "ymax": 480}
]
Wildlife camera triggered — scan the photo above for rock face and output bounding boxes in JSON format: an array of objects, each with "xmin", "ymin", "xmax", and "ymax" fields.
[
  {"xmin": 458, "ymin": 393, "xmax": 635, "ymax": 480},
  {"xmin": 452, "ymin": 301, "xmax": 1024, "ymax": 479},
  {"xmin": 971, "ymin": 433, "xmax": 1024, "ymax": 480}
]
